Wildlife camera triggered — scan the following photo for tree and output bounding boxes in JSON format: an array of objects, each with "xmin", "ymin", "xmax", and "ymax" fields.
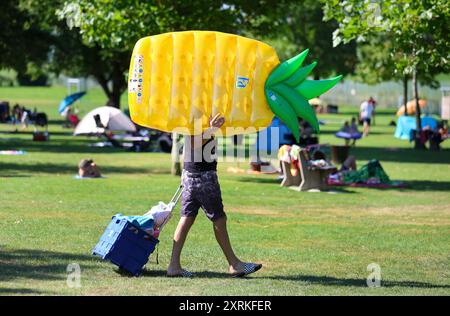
[
  {"xmin": 322, "ymin": 0, "xmax": 450, "ymax": 149},
  {"xmin": 20, "ymin": 0, "xmax": 140, "ymax": 107},
  {"xmin": 55, "ymin": 0, "xmax": 294, "ymax": 108},
  {"xmin": 355, "ymin": 35, "xmax": 441, "ymax": 116},
  {"xmin": 261, "ymin": 0, "xmax": 357, "ymax": 79},
  {"xmin": 354, "ymin": 36, "xmax": 412, "ymax": 116},
  {"xmin": 0, "ymin": 0, "xmax": 51, "ymax": 79},
  {"xmin": 15, "ymin": 0, "xmax": 348, "ymax": 108}
]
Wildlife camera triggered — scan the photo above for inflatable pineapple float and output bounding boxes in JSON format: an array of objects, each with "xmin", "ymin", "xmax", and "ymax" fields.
[{"xmin": 128, "ymin": 31, "xmax": 342, "ymax": 141}]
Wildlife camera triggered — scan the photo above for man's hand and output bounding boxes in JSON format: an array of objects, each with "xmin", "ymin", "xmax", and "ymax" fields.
[
  {"xmin": 199, "ymin": 113, "xmax": 225, "ymax": 144},
  {"xmin": 209, "ymin": 113, "xmax": 225, "ymax": 129}
]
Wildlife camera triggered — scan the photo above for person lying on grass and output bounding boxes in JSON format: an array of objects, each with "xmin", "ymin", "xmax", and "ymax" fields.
[
  {"xmin": 78, "ymin": 158, "xmax": 102, "ymax": 178},
  {"xmin": 167, "ymin": 113, "xmax": 262, "ymax": 278}
]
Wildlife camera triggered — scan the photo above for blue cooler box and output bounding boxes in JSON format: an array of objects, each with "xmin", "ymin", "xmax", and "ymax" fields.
[{"xmin": 92, "ymin": 215, "xmax": 159, "ymax": 276}]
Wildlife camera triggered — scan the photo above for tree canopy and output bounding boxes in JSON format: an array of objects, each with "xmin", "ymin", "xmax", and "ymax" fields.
[
  {"xmin": 322, "ymin": 0, "xmax": 449, "ymax": 144},
  {"xmin": 322, "ymin": 0, "xmax": 449, "ymax": 78},
  {"xmin": 2, "ymin": 0, "xmax": 362, "ymax": 107},
  {"xmin": 0, "ymin": 0, "xmax": 51, "ymax": 77},
  {"xmin": 53, "ymin": 0, "xmax": 297, "ymax": 107},
  {"xmin": 274, "ymin": 0, "xmax": 357, "ymax": 79}
]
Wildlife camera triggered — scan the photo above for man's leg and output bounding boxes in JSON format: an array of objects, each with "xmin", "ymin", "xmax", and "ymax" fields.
[
  {"xmin": 204, "ymin": 172, "xmax": 262, "ymax": 276},
  {"xmin": 212, "ymin": 216, "xmax": 248, "ymax": 274},
  {"xmin": 343, "ymin": 155, "xmax": 357, "ymax": 171},
  {"xmin": 167, "ymin": 216, "xmax": 196, "ymax": 276},
  {"xmin": 363, "ymin": 121, "xmax": 369, "ymax": 136}
]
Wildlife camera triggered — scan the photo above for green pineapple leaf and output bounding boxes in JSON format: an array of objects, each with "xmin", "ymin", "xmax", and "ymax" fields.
[
  {"xmin": 265, "ymin": 49, "xmax": 309, "ymax": 87},
  {"xmin": 285, "ymin": 62, "xmax": 317, "ymax": 87},
  {"xmin": 294, "ymin": 75, "xmax": 343, "ymax": 100},
  {"xmin": 264, "ymin": 50, "xmax": 343, "ymax": 141}
]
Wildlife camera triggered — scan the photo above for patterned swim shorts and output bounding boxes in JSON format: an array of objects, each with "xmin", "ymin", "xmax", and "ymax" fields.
[{"xmin": 180, "ymin": 170, "xmax": 226, "ymax": 221}]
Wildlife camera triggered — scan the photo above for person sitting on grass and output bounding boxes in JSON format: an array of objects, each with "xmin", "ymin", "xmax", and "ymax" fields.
[
  {"xmin": 12, "ymin": 104, "xmax": 21, "ymax": 132},
  {"xmin": 424, "ymin": 122, "xmax": 449, "ymax": 151},
  {"xmin": 167, "ymin": 113, "xmax": 262, "ymax": 278},
  {"xmin": 336, "ymin": 117, "xmax": 362, "ymax": 146},
  {"xmin": 348, "ymin": 117, "xmax": 361, "ymax": 145},
  {"xmin": 78, "ymin": 158, "xmax": 102, "ymax": 178},
  {"xmin": 340, "ymin": 121, "xmax": 351, "ymax": 134},
  {"xmin": 20, "ymin": 106, "xmax": 30, "ymax": 130}
]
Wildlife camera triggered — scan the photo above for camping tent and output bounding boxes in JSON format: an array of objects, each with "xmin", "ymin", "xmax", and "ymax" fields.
[
  {"xmin": 394, "ymin": 116, "xmax": 437, "ymax": 140},
  {"xmin": 74, "ymin": 106, "xmax": 136, "ymax": 135}
]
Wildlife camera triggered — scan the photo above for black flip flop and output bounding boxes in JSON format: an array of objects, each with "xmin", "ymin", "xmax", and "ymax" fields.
[
  {"xmin": 231, "ymin": 263, "xmax": 262, "ymax": 278},
  {"xmin": 167, "ymin": 269, "xmax": 193, "ymax": 278}
]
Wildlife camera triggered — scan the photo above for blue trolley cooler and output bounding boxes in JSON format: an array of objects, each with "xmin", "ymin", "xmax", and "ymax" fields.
[{"xmin": 92, "ymin": 185, "xmax": 183, "ymax": 276}]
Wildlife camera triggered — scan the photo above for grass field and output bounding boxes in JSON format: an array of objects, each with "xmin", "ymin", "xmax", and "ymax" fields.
[{"xmin": 0, "ymin": 86, "xmax": 449, "ymax": 296}]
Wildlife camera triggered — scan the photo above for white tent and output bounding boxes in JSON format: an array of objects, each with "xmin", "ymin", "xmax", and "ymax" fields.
[{"xmin": 74, "ymin": 106, "xmax": 136, "ymax": 135}]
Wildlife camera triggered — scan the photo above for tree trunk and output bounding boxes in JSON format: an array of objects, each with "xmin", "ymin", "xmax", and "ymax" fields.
[
  {"xmin": 106, "ymin": 88, "xmax": 122, "ymax": 109},
  {"xmin": 95, "ymin": 64, "xmax": 125, "ymax": 109},
  {"xmin": 403, "ymin": 75, "xmax": 408, "ymax": 115},
  {"xmin": 171, "ymin": 132, "xmax": 182, "ymax": 176},
  {"xmin": 412, "ymin": 68, "xmax": 425, "ymax": 149},
  {"xmin": 96, "ymin": 75, "xmax": 111, "ymax": 101},
  {"xmin": 107, "ymin": 65, "xmax": 126, "ymax": 108}
]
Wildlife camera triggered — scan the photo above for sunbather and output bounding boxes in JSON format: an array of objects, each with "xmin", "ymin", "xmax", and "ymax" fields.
[{"xmin": 78, "ymin": 158, "xmax": 102, "ymax": 178}]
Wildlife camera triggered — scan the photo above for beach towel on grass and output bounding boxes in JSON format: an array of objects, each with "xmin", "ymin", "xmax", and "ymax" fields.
[
  {"xmin": 343, "ymin": 159, "xmax": 391, "ymax": 184},
  {"xmin": 0, "ymin": 150, "xmax": 26, "ymax": 155},
  {"xmin": 328, "ymin": 159, "xmax": 406, "ymax": 188}
]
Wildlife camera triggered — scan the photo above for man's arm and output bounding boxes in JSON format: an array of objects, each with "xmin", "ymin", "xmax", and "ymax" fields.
[{"xmin": 191, "ymin": 113, "xmax": 225, "ymax": 149}]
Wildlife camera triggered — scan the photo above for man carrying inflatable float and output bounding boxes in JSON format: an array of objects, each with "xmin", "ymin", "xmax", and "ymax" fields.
[{"xmin": 125, "ymin": 31, "xmax": 342, "ymax": 277}]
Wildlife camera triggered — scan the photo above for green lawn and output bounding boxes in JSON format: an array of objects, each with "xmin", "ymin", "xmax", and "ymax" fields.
[{"xmin": 0, "ymin": 86, "xmax": 449, "ymax": 296}]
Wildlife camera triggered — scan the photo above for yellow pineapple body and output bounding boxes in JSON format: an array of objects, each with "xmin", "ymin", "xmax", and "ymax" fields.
[{"xmin": 128, "ymin": 31, "xmax": 280, "ymax": 135}]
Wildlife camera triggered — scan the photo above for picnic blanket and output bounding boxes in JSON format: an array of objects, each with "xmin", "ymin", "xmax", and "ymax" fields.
[
  {"xmin": 0, "ymin": 150, "xmax": 26, "ymax": 155},
  {"xmin": 74, "ymin": 175, "xmax": 106, "ymax": 179}
]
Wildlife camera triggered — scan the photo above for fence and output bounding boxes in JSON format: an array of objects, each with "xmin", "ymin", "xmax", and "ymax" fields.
[{"xmin": 321, "ymin": 79, "xmax": 448, "ymax": 115}]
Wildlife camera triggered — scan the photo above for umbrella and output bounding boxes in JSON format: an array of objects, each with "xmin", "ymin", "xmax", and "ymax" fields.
[
  {"xmin": 58, "ymin": 92, "xmax": 86, "ymax": 114},
  {"xmin": 74, "ymin": 106, "xmax": 136, "ymax": 135}
]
